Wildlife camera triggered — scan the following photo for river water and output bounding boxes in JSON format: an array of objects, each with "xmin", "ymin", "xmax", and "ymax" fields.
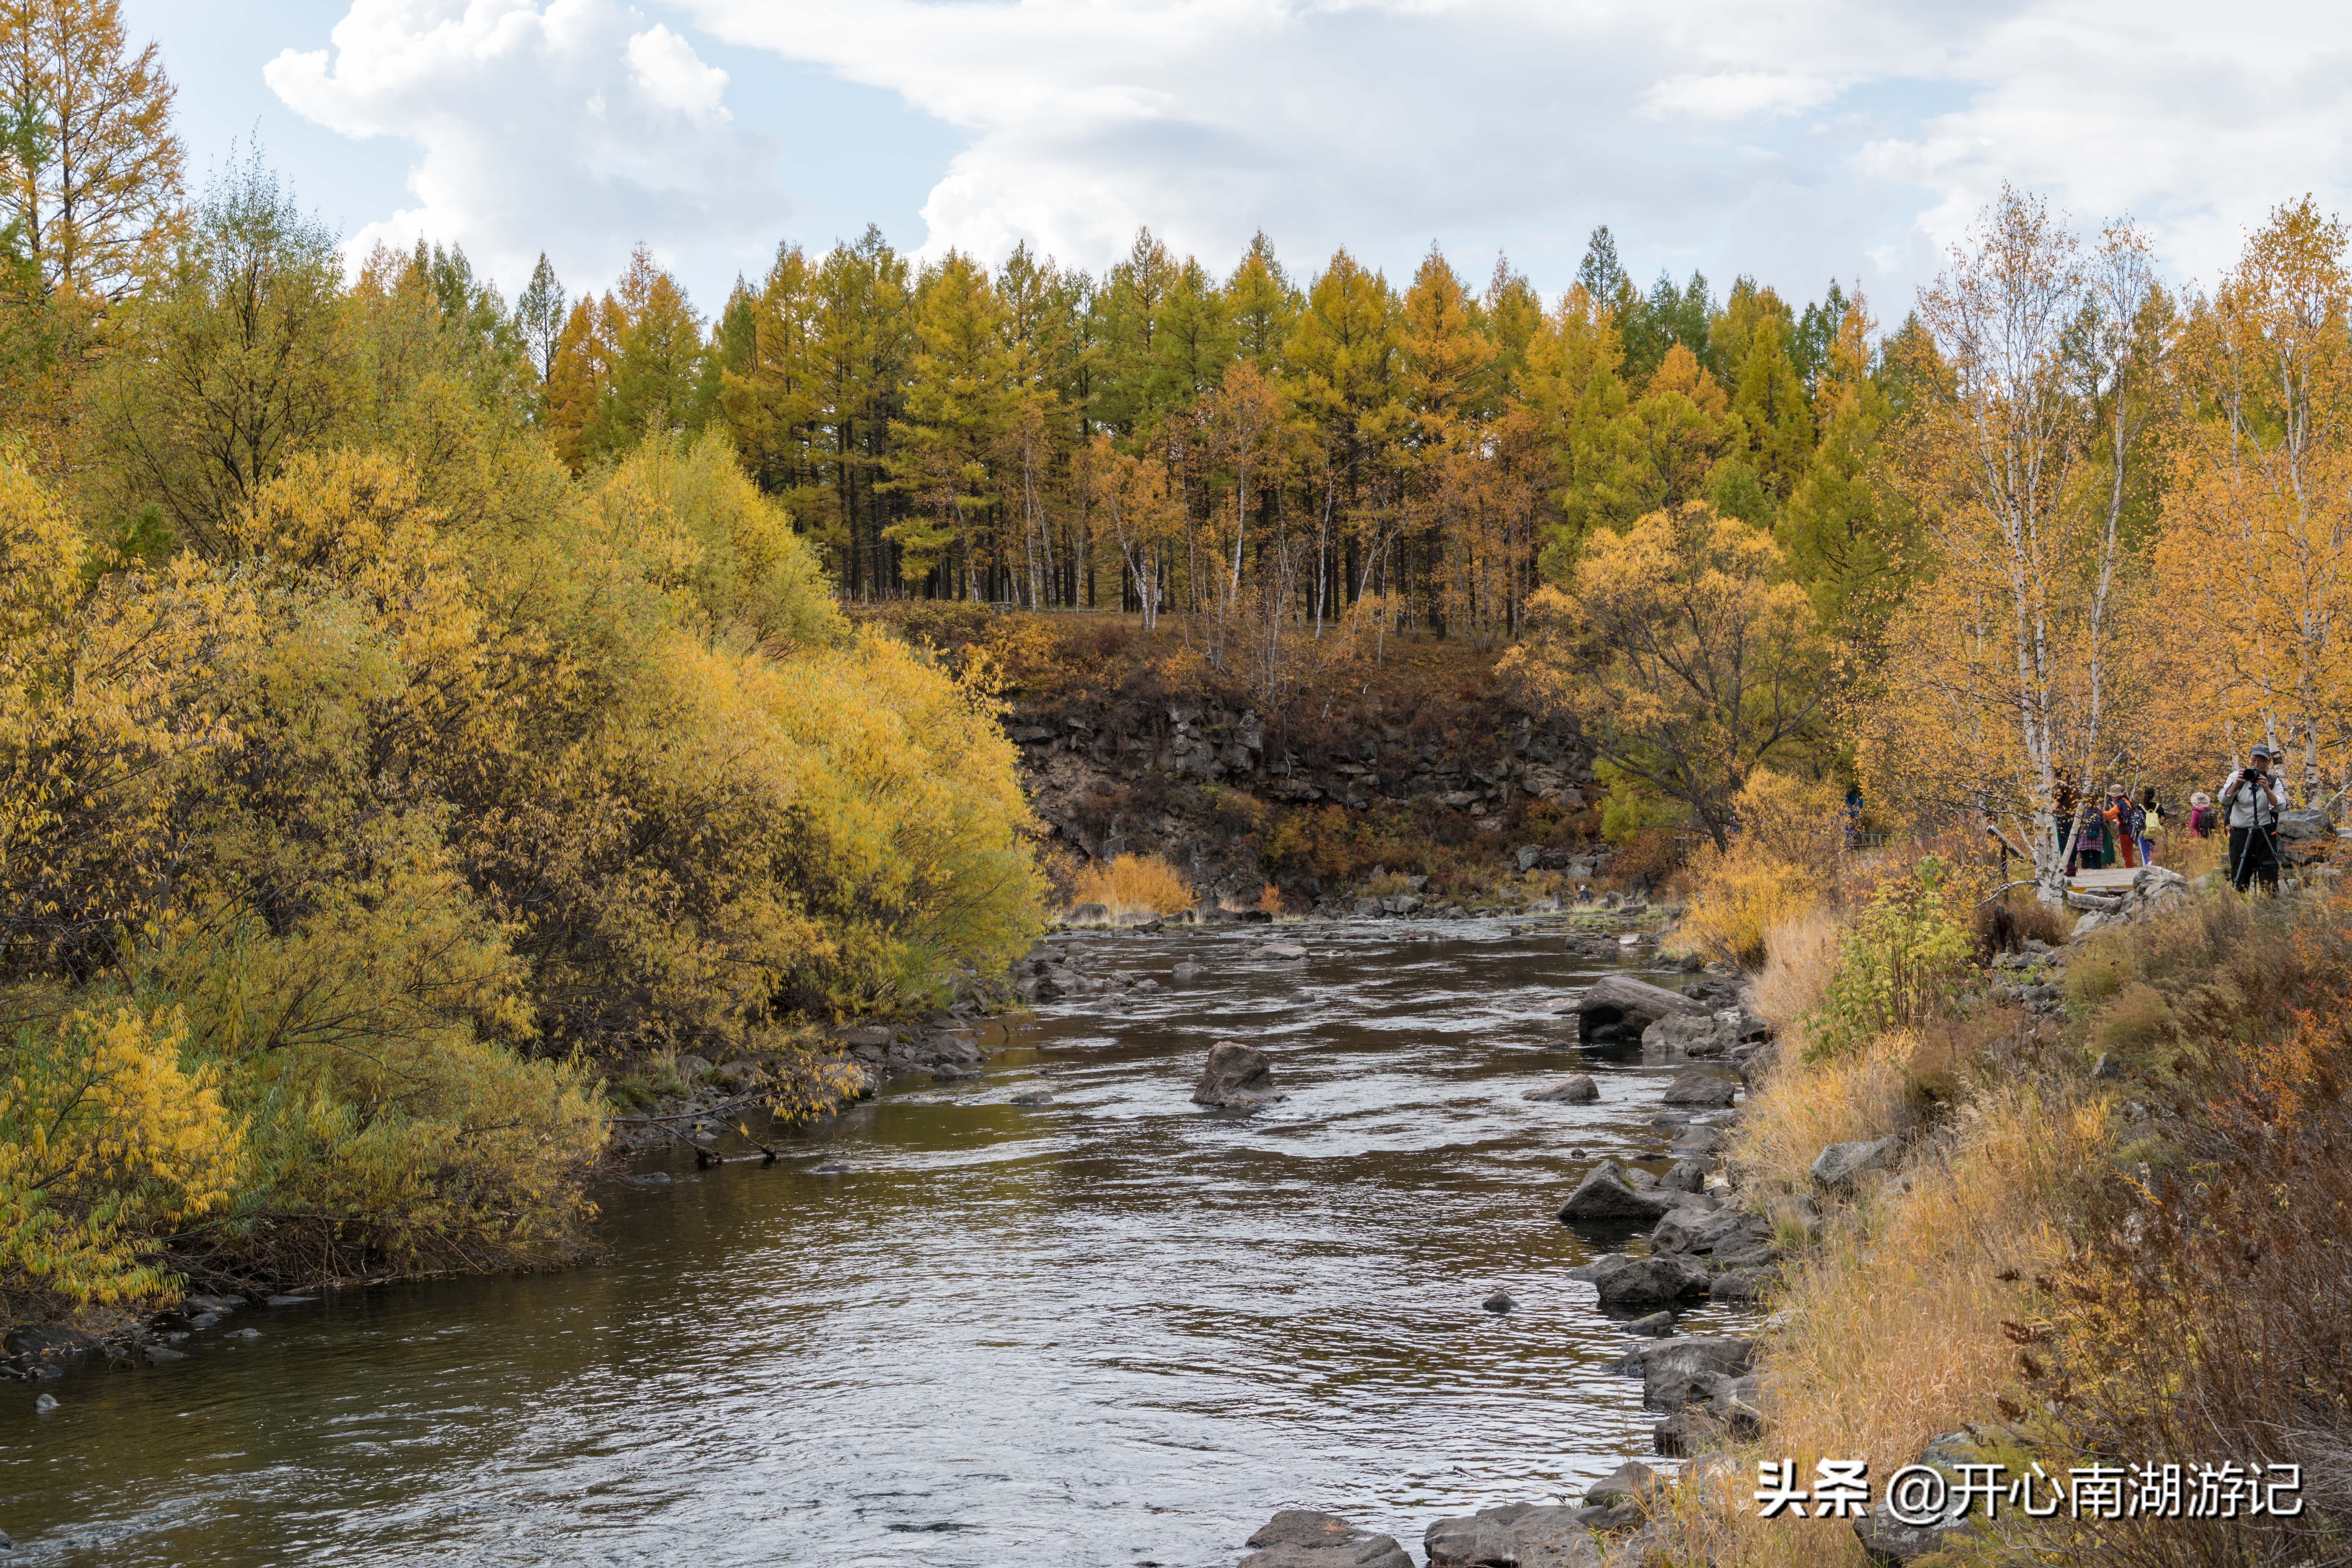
[{"xmin": 0, "ymin": 920, "xmax": 1753, "ymax": 1567}]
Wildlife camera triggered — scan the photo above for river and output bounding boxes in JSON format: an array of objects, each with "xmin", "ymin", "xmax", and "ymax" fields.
[{"xmin": 0, "ymin": 920, "xmax": 1754, "ymax": 1566}]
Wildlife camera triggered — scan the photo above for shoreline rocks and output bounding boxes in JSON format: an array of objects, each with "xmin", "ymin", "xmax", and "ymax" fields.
[
  {"xmin": 1240, "ymin": 1509, "xmax": 1413, "ymax": 1568},
  {"xmin": 1571, "ymin": 975, "xmax": 1709, "ymax": 1046}
]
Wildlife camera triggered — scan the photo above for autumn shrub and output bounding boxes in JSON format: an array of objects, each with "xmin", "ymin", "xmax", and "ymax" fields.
[
  {"xmin": 1071, "ymin": 852, "xmax": 1196, "ymax": 916},
  {"xmin": 0, "ymin": 1005, "xmax": 242, "ymax": 1321},
  {"xmin": 1805, "ymin": 854, "xmax": 1978, "ymax": 1059},
  {"xmin": 0, "ymin": 436, "xmax": 1046, "ymax": 1313},
  {"xmin": 1678, "ymin": 770, "xmax": 1845, "ymax": 967}
]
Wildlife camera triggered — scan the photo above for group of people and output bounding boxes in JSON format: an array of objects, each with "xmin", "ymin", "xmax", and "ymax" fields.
[
  {"xmin": 2062, "ymin": 782, "xmax": 2166, "ymax": 872},
  {"xmin": 2057, "ymin": 746, "xmax": 2294, "ymax": 894}
]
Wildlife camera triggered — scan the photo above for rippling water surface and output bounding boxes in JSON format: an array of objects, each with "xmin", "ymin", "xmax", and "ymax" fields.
[{"xmin": 0, "ymin": 920, "xmax": 1754, "ymax": 1566}]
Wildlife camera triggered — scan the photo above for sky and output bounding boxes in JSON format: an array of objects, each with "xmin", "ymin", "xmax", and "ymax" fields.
[{"xmin": 123, "ymin": 0, "xmax": 2352, "ymax": 326}]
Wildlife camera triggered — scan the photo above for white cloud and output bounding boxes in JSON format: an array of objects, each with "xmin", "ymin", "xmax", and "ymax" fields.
[
  {"xmin": 668, "ymin": 0, "xmax": 2352, "ymax": 304},
  {"xmin": 1641, "ymin": 71, "xmax": 1840, "ymax": 124},
  {"xmin": 266, "ymin": 0, "xmax": 783, "ymax": 302},
  {"xmin": 274, "ymin": 0, "xmax": 2352, "ymax": 321},
  {"xmin": 625, "ymin": 24, "xmax": 729, "ymax": 123}
]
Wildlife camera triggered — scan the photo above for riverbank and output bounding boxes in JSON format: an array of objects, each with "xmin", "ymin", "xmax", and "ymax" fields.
[{"xmin": 1562, "ymin": 869, "xmax": 2352, "ymax": 1568}]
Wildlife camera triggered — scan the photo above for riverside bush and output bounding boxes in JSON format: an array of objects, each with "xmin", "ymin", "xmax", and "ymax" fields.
[
  {"xmin": 1804, "ymin": 855, "xmax": 1977, "ymax": 1059},
  {"xmin": 1677, "ymin": 770, "xmax": 1844, "ymax": 968},
  {"xmin": 0, "ymin": 422, "xmax": 1042, "ymax": 1315},
  {"xmin": 1070, "ymin": 853, "xmax": 1196, "ymax": 916}
]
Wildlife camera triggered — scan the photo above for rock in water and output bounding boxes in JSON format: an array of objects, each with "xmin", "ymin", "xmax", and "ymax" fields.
[
  {"xmin": 1586, "ymin": 1255, "xmax": 1713, "ymax": 1308},
  {"xmin": 1240, "ymin": 1508, "xmax": 1414, "ymax": 1568},
  {"xmin": 1572, "ymin": 974, "xmax": 1707, "ymax": 1043},
  {"xmin": 1659, "ymin": 1070, "xmax": 1738, "ymax": 1108},
  {"xmin": 34, "ymin": 1392, "xmax": 58, "ymax": 1412},
  {"xmin": 1192, "ymin": 1040, "xmax": 1285, "ymax": 1107},
  {"xmin": 1482, "ymin": 1291, "xmax": 1516, "ymax": 1313},
  {"xmin": 1250, "ymin": 942, "xmax": 1309, "ymax": 960},
  {"xmin": 1524, "ymin": 1074, "xmax": 1600, "ymax": 1103},
  {"xmin": 1558, "ymin": 1160, "xmax": 1679, "ymax": 1222},
  {"xmin": 1621, "ymin": 1311, "xmax": 1676, "ymax": 1337},
  {"xmin": 1172, "ymin": 960, "xmax": 1207, "ymax": 982},
  {"xmin": 1008, "ymin": 1090, "xmax": 1053, "ymax": 1106}
]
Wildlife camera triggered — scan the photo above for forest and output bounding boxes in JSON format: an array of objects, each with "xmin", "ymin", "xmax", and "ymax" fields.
[{"xmin": 7, "ymin": 0, "xmax": 2352, "ymax": 1341}]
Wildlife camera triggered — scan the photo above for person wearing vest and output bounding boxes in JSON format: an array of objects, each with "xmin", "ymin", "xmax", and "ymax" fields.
[{"xmin": 2221, "ymin": 745, "xmax": 2285, "ymax": 894}]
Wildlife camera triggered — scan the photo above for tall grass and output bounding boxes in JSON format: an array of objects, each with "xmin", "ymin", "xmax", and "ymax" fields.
[{"xmin": 1069, "ymin": 852, "xmax": 1197, "ymax": 916}]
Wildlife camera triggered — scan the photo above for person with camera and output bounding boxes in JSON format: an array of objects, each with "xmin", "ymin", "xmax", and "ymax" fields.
[{"xmin": 2222, "ymin": 744, "xmax": 2286, "ymax": 894}]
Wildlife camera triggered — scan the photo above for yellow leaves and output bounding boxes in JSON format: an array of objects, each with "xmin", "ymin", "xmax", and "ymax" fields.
[
  {"xmin": 0, "ymin": 1004, "xmax": 241, "ymax": 1308},
  {"xmin": 1508, "ymin": 502, "xmax": 1827, "ymax": 845}
]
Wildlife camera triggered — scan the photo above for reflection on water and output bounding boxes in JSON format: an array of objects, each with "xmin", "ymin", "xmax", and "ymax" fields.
[{"xmin": 0, "ymin": 921, "xmax": 1753, "ymax": 1566}]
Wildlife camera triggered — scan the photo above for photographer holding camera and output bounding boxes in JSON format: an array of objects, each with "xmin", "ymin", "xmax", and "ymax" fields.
[{"xmin": 2222, "ymin": 744, "xmax": 2286, "ymax": 894}]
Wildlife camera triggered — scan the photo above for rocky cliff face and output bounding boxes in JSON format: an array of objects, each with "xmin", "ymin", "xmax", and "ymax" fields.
[{"xmin": 1008, "ymin": 690, "xmax": 1606, "ymax": 909}]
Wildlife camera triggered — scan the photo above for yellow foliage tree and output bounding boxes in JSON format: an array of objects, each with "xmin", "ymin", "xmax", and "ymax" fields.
[
  {"xmin": 1861, "ymin": 190, "xmax": 2162, "ymax": 896},
  {"xmin": 1507, "ymin": 501, "xmax": 1828, "ymax": 849},
  {"xmin": 2151, "ymin": 199, "xmax": 2352, "ymax": 802}
]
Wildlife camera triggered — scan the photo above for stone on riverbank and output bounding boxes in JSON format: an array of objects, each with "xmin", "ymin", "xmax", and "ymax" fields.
[
  {"xmin": 1524, "ymin": 1074, "xmax": 1599, "ymax": 1103},
  {"xmin": 1811, "ymin": 1136, "xmax": 1899, "ymax": 1192},
  {"xmin": 1425, "ymin": 1503, "xmax": 1600, "ymax": 1567},
  {"xmin": 1663, "ymin": 1158, "xmax": 1709, "ymax": 1193},
  {"xmin": 1239, "ymin": 1509, "xmax": 1414, "ymax": 1568},
  {"xmin": 1557, "ymin": 1160, "xmax": 1679, "ymax": 1222},
  {"xmin": 1193, "ymin": 1041, "xmax": 1285, "ymax": 1107},
  {"xmin": 1573, "ymin": 975, "xmax": 1707, "ymax": 1044},
  {"xmin": 1710, "ymin": 1268, "xmax": 1777, "ymax": 1302},
  {"xmin": 1622, "ymin": 1311, "xmax": 1676, "ymax": 1337},
  {"xmin": 1583, "ymin": 1460, "xmax": 1664, "ymax": 1509},
  {"xmin": 1650, "ymin": 1205, "xmax": 1770, "ymax": 1260},
  {"xmin": 1659, "ymin": 1070, "xmax": 1738, "ymax": 1108}
]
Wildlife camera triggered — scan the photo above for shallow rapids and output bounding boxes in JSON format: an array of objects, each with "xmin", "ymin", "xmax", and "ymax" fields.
[{"xmin": 0, "ymin": 920, "xmax": 1755, "ymax": 1566}]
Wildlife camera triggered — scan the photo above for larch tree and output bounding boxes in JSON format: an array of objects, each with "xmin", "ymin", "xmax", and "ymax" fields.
[{"xmin": 0, "ymin": 0, "xmax": 180, "ymax": 302}]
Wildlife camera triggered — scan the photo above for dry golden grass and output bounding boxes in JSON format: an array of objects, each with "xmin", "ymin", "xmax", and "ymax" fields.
[
  {"xmin": 1749, "ymin": 905, "xmax": 1842, "ymax": 1038},
  {"xmin": 1728, "ymin": 1025, "xmax": 1914, "ymax": 1200},
  {"xmin": 1069, "ymin": 852, "xmax": 1196, "ymax": 915},
  {"xmin": 1684, "ymin": 1084, "xmax": 2111, "ymax": 1567}
]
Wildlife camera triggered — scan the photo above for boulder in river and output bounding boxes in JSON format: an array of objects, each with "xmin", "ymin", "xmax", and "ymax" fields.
[
  {"xmin": 1663, "ymin": 1158, "xmax": 1709, "ymax": 1193},
  {"xmin": 1641, "ymin": 1012, "xmax": 1724, "ymax": 1055},
  {"xmin": 1425, "ymin": 1503, "xmax": 1600, "ymax": 1567},
  {"xmin": 1659, "ymin": 1070, "xmax": 1738, "ymax": 1108},
  {"xmin": 1621, "ymin": 1310, "xmax": 1676, "ymax": 1337},
  {"xmin": 1172, "ymin": 960, "xmax": 1207, "ymax": 982},
  {"xmin": 1250, "ymin": 942, "xmax": 1309, "ymax": 960},
  {"xmin": 1573, "ymin": 975, "xmax": 1706, "ymax": 1044},
  {"xmin": 1578, "ymin": 1253, "xmax": 1713, "ymax": 1307},
  {"xmin": 1557, "ymin": 1160, "xmax": 1679, "ymax": 1222},
  {"xmin": 1625, "ymin": 1335, "xmax": 1755, "ymax": 1408},
  {"xmin": 1192, "ymin": 1041, "xmax": 1285, "ymax": 1107},
  {"xmin": 1240, "ymin": 1509, "xmax": 1414, "ymax": 1568},
  {"xmin": 1523, "ymin": 1074, "xmax": 1599, "ymax": 1103},
  {"xmin": 1811, "ymin": 1136, "xmax": 1899, "ymax": 1192}
]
